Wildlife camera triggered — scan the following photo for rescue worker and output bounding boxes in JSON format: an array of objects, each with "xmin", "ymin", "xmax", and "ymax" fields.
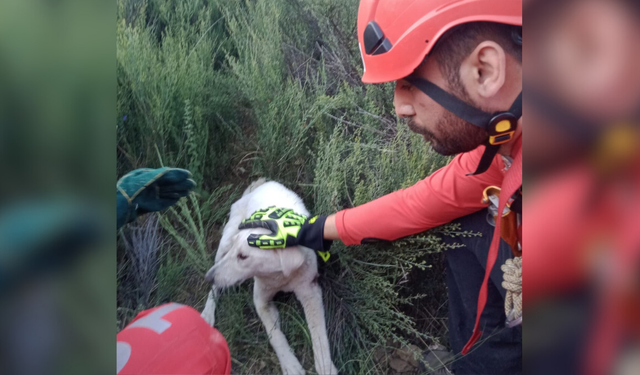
[
  {"xmin": 240, "ymin": 1, "xmax": 523, "ymax": 374},
  {"xmin": 116, "ymin": 167, "xmax": 231, "ymax": 374}
]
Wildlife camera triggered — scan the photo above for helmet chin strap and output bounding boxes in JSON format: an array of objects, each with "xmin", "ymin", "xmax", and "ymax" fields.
[{"xmin": 405, "ymin": 76, "xmax": 522, "ymax": 175}]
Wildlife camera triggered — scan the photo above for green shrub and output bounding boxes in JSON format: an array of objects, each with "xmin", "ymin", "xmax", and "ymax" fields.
[{"xmin": 116, "ymin": 0, "xmax": 237, "ymax": 186}]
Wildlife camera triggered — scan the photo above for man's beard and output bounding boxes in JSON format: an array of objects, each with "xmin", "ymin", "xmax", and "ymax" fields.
[
  {"xmin": 408, "ymin": 111, "xmax": 489, "ymax": 156},
  {"xmin": 407, "ymin": 77, "xmax": 489, "ymax": 156}
]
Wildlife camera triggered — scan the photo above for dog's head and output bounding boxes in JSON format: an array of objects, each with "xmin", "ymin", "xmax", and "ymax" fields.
[{"xmin": 204, "ymin": 229, "xmax": 305, "ymax": 288}]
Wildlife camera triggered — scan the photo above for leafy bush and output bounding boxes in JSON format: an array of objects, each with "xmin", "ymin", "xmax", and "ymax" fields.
[
  {"xmin": 116, "ymin": 0, "xmax": 460, "ymax": 373},
  {"xmin": 116, "ymin": 0, "xmax": 237, "ymax": 184}
]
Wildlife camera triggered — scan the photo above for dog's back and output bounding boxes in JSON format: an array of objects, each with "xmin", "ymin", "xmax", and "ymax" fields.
[
  {"xmin": 242, "ymin": 178, "xmax": 267, "ymax": 196},
  {"xmin": 244, "ymin": 181, "xmax": 309, "ymax": 218},
  {"xmin": 233, "ymin": 179, "xmax": 307, "ymax": 218}
]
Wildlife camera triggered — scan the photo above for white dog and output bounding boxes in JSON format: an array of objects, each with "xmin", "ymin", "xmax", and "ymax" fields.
[{"xmin": 201, "ymin": 179, "xmax": 338, "ymax": 375}]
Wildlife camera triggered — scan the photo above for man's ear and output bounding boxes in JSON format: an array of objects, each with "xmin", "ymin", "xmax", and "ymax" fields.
[
  {"xmin": 277, "ymin": 248, "xmax": 305, "ymax": 278},
  {"xmin": 462, "ymin": 41, "xmax": 506, "ymax": 99}
]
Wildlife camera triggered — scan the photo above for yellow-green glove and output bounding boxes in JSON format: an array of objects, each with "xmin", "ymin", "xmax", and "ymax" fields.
[{"xmin": 238, "ymin": 206, "xmax": 332, "ymax": 262}]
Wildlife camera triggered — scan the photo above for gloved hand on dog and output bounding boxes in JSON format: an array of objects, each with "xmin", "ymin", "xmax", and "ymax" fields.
[
  {"xmin": 238, "ymin": 207, "xmax": 332, "ymax": 261},
  {"xmin": 117, "ymin": 167, "xmax": 196, "ymax": 229}
]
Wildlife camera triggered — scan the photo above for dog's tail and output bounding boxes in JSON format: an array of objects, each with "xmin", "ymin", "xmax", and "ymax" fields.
[{"xmin": 242, "ymin": 178, "xmax": 267, "ymax": 196}]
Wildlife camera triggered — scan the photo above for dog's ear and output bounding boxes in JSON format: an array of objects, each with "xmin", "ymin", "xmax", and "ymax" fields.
[
  {"xmin": 277, "ymin": 248, "xmax": 305, "ymax": 277},
  {"xmin": 216, "ymin": 231, "xmax": 238, "ymax": 262},
  {"xmin": 214, "ymin": 240, "xmax": 230, "ymax": 263}
]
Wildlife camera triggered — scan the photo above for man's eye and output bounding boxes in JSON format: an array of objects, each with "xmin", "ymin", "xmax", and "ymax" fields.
[{"xmin": 238, "ymin": 254, "xmax": 248, "ymax": 260}]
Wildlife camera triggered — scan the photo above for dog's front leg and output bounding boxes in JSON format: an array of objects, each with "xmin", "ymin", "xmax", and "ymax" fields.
[
  {"xmin": 201, "ymin": 289, "xmax": 217, "ymax": 326},
  {"xmin": 253, "ymin": 283, "xmax": 305, "ymax": 375},
  {"xmin": 295, "ymin": 283, "xmax": 338, "ymax": 375}
]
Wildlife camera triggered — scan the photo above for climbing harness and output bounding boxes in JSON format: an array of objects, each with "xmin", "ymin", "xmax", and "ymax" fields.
[
  {"xmin": 482, "ymin": 186, "xmax": 522, "ymax": 257},
  {"xmin": 482, "ymin": 185, "xmax": 523, "ymax": 327}
]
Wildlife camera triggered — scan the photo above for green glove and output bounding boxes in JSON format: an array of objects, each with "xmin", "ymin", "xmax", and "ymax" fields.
[
  {"xmin": 116, "ymin": 167, "xmax": 196, "ymax": 229},
  {"xmin": 238, "ymin": 206, "xmax": 332, "ymax": 262}
]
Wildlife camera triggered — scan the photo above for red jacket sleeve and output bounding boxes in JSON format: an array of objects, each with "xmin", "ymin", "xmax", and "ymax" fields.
[{"xmin": 335, "ymin": 146, "xmax": 506, "ymax": 245}]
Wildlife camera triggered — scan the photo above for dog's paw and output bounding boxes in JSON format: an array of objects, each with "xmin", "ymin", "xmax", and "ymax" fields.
[{"xmin": 280, "ymin": 358, "xmax": 305, "ymax": 375}]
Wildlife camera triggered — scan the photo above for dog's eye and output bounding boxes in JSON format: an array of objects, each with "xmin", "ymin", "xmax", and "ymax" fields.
[{"xmin": 238, "ymin": 253, "xmax": 248, "ymax": 260}]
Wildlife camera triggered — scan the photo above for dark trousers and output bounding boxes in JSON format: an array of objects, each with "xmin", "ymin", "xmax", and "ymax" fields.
[{"xmin": 443, "ymin": 209, "xmax": 522, "ymax": 375}]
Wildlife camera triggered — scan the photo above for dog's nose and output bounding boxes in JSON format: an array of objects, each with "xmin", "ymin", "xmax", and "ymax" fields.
[{"xmin": 204, "ymin": 269, "xmax": 215, "ymax": 284}]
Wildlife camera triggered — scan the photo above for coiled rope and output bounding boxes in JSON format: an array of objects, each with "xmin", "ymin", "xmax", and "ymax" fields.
[{"xmin": 501, "ymin": 256, "xmax": 522, "ymax": 324}]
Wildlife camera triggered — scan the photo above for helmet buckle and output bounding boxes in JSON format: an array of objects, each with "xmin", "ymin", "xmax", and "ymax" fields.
[{"xmin": 488, "ymin": 113, "xmax": 517, "ymax": 145}]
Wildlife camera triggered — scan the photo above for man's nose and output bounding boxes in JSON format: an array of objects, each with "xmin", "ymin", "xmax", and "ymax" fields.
[
  {"xmin": 395, "ymin": 103, "xmax": 415, "ymax": 118},
  {"xmin": 394, "ymin": 82, "xmax": 416, "ymax": 118}
]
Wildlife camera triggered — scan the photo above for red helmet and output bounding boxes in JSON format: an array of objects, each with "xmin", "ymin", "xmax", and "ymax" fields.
[{"xmin": 357, "ymin": 0, "xmax": 523, "ymax": 83}]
